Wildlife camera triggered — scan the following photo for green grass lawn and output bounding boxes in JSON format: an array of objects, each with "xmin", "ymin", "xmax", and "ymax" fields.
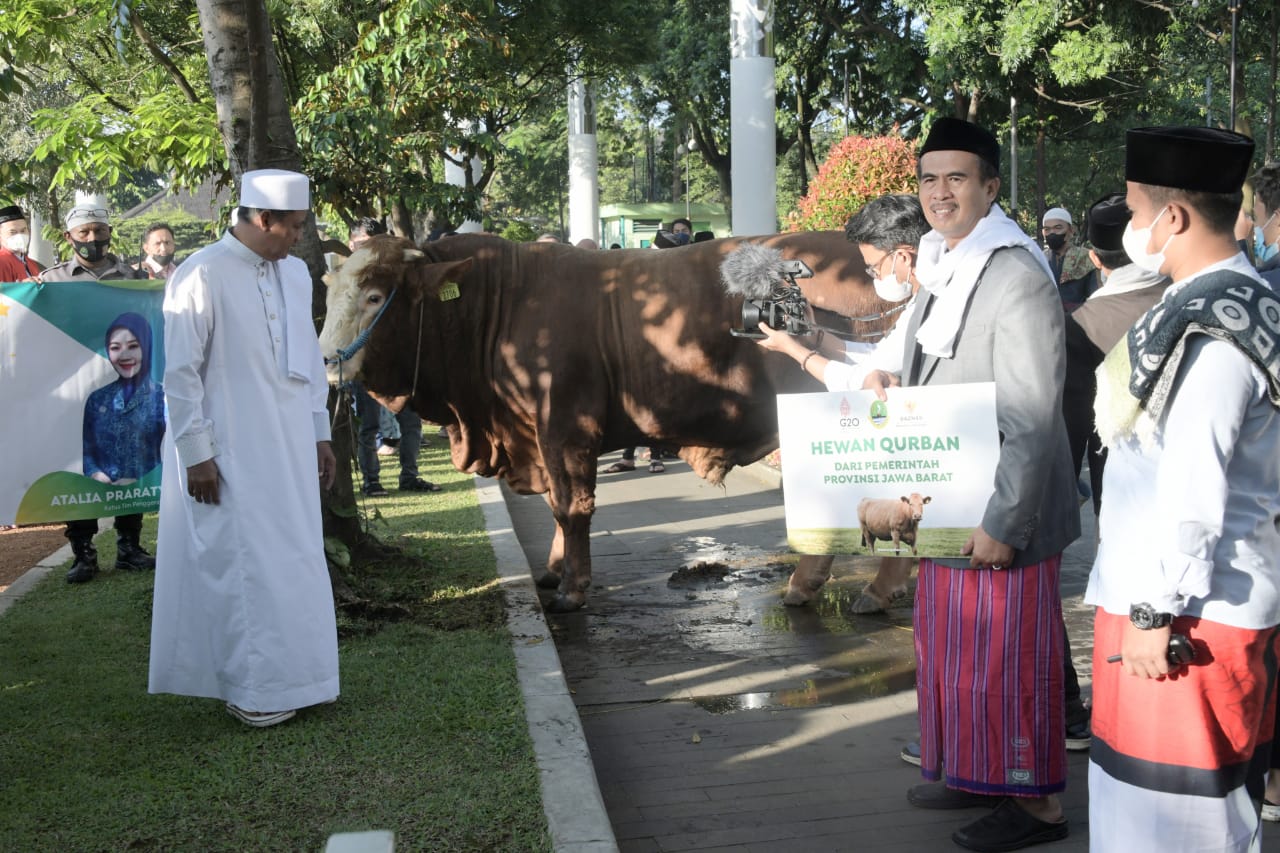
[{"xmin": 0, "ymin": 442, "xmax": 550, "ymax": 852}]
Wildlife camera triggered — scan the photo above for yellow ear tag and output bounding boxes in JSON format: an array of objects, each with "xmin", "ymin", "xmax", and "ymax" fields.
[{"xmin": 438, "ymin": 281, "xmax": 461, "ymax": 301}]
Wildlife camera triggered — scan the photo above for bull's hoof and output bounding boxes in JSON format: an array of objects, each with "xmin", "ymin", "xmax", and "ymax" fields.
[
  {"xmin": 534, "ymin": 570, "xmax": 562, "ymax": 589},
  {"xmin": 850, "ymin": 585, "xmax": 907, "ymax": 614},
  {"xmin": 849, "ymin": 591, "xmax": 887, "ymax": 614},
  {"xmin": 782, "ymin": 588, "xmax": 816, "ymax": 607},
  {"xmin": 545, "ymin": 592, "xmax": 586, "ymax": 613}
]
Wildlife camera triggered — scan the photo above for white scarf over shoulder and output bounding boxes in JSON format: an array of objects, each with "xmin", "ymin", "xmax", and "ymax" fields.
[{"xmin": 913, "ymin": 205, "xmax": 1053, "ymax": 358}]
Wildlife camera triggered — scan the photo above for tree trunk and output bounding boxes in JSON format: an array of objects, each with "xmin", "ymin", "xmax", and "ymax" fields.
[
  {"xmin": 1269, "ymin": 0, "xmax": 1278, "ymax": 161},
  {"xmin": 195, "ymin": 0, "xmax": 363, "ymax": 550}
]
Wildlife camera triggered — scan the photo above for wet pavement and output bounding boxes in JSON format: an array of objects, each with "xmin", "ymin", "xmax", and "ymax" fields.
[{"xmin": 500, "ymin": 453, "xmax": 1278, "ymax": 853}]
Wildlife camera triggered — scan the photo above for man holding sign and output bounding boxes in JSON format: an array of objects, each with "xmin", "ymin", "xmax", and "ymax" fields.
[{"xmin": 863, "ymin": 118, "xmax": 1080, "ymax": 852}]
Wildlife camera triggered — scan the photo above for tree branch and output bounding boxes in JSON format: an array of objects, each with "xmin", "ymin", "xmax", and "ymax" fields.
[{"xmin": 130, "ymin": 12, "xmax": 201, "ymax": 103}]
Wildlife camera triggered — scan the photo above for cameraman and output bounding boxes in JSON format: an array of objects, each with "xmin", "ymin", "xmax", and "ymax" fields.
[{"xmin": 755, "ymin": 194, "xmax": 926, "ymax": 389}]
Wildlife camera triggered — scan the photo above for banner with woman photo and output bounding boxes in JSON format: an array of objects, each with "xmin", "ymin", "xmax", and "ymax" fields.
[{"xmin": 0, "ymin": 278, "xmax": 166, "ymax": 525}]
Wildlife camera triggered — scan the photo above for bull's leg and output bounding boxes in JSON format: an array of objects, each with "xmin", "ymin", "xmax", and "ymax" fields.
[
  {"xmin": 545, "ymin": 489, "xmax": 596, "ymax": 613},
  {"xmin": 537, "ymin": 430, "xmax": 602, "ymax": 613},
  {"xmin": 783, "ymin": 554, "xmax": 835, "ymax": 606},
  {"xmin": 850, "ymin": 557, "xmax": 917, "ymax": 614},
  {"xmin": 534, "ymin": 508, "xmax": 565, "ymax": 589}
]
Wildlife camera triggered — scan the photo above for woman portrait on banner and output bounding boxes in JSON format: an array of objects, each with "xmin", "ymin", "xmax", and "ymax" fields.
[{"xmin": 83, "ymin": 312, "xmax": 165, "ymax": 484}]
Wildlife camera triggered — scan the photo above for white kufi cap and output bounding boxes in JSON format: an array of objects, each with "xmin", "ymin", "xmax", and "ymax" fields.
[
  {"xmin": 1042, "ymin": 207, "xmax": 1072, "ymax": 226},
  {"xmin": 240, "ymin": 169, "xmax": 311, "ymax": 211}
]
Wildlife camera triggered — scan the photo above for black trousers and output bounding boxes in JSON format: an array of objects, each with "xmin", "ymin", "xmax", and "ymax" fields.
[{"xmin": 65, "ymin": 513, "xmax": 143, "ymax": 541}]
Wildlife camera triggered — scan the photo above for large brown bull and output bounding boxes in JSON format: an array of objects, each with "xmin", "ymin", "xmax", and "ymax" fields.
[{"xmin": 318, "ymin": 232, "xmax": 906, "ymax": 612}]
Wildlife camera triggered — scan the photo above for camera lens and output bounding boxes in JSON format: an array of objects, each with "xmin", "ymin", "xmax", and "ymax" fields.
[{"xmin": 742, "ymin": 301, "xmax": 763, "ymax": 329}]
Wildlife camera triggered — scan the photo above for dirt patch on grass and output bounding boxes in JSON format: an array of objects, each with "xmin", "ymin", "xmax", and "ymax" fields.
[{"xmin": 0, "ymin": 524, "xmax": 67, "ymax": 591}]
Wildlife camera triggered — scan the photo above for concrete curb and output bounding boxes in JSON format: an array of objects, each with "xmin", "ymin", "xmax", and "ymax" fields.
[
  {"xmin": 474, "ymin": 477, "xmax": 619, "ymax": 853},
  {"xmin": 0, "ymin": 541, "xmax": 74, "ymax": 618},
  {"xmin": 736, "ymin": 459, "xmax": 782, "ymax": 491}
]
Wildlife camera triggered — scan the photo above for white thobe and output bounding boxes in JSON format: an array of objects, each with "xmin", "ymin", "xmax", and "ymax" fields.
[{"xmin": 149, "ymin": 231, "xmax": 338, "ymax": 711}]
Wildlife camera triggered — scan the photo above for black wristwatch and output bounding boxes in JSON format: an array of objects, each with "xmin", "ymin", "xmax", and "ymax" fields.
[{"xmin": 1129, "ymin": 602, "xmax": 1174, "ymax": 630}]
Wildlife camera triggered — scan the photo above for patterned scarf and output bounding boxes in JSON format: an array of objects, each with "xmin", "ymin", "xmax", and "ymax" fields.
[{"xmin": 1095, "ymin": 269, "xmax": 1280, "ymax": 448}]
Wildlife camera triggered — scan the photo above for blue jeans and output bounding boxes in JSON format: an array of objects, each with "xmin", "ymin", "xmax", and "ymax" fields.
[{"xmin": 353, "ymin": 383, "xmax": 421, "ymax": 486}]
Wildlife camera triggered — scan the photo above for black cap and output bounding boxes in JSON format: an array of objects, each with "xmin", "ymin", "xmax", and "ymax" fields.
[
  {"xmin": 1125, "ymin": 126, "xmax": 1254, "ymax": 193},
  {"xmin": 0, "ymin": 205, "xmax": 25, "ymax": 225},
  {"xmin": 919, "ymin": 117, "xmax": 1000, "ymax": 172},
  {"xmin": 1085, "ymin": 193, "xmax": 1130, "ymax": 252}
]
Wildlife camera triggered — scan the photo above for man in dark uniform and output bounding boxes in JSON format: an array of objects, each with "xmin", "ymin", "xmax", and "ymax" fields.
[{"xmin": 41, "ymin": 202, "xmax": 154, "ymax": 583}]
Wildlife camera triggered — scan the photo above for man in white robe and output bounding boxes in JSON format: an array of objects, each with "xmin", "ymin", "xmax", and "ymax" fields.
[{"xmin": 149, "ymin": 169, "xmax": 339, "ymax": 728}]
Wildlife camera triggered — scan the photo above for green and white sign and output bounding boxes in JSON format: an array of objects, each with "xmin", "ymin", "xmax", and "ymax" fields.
[{"xmin": 776, "ymin": 382, "xmax": 999, "ymax": 557}]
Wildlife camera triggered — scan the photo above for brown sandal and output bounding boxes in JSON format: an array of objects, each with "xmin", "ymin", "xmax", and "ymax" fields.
[
  {"xmin": 605, "ymin": 460, "xmax": 635, "ymax": 473},
  {"xmin": 648, "ymin": 460, "xmax": 665, "ymax": 473}
]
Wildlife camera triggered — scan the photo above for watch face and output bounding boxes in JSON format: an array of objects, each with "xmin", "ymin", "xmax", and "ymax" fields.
[{"xmin": 1131, "ymin": 604, "xmax": 1154, "ymax": 629}]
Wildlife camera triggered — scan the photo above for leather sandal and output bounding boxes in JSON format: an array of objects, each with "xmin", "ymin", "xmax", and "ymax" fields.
[
  {"xmin": 604, "ymin": 460, "xmax": 635, "ymax": 473},
  {"xmin": 648, "ymin": 460, "xmax": 665, "ymax": 473},
  {"xmin": 225, "ymin": 703, "xmax": 296, "ymax": 728},
  {"xmin": 951, "ymin": 798, "xmax": 1068, "ymax": 852},
  {"xmin": 907, "ymin": 782, "xmax": 1000, "ymax": 810}
]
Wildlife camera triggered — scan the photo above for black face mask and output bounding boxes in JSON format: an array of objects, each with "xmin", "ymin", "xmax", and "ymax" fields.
[
  {"xmin": 150, "ymin": 253, "xmax": 175, "ymax": 267},
  {"xmin": 1045, "ymin": 232, "xmax": 1067, "ymax": 252},
  {"xmin": 72, "ymin": 238, "xmax": 110, "ymax": 263}
]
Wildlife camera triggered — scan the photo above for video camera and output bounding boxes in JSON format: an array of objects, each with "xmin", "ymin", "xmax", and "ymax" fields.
[{"xmin": 728, "ymin": 258, "xmax": 814, "ymax": 339}]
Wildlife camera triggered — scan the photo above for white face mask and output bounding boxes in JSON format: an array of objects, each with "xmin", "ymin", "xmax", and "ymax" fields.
[
  {"xmin": 3, "ymin": 232, "xmax": 30, "ymax": 254},
  {"xmin": 872, "ymin": 254, "xmax": 913, "ymax": 302},
  {"xmin": 1120, "ymin": 206, "xmax": 1173, "ymax": 275}
]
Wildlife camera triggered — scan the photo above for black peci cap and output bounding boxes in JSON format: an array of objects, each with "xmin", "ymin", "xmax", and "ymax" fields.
[
  {"xmin": 919, "ymin": 117, "xmax": 1000, "ymax": 172},
  {"xmin": 1085, "ymin": 193, "xmax": 1130, "ymax": 252},
  {"xmin": 0, "ymin": 205, "xmax": 25, "ymax": 225},
  {"xmin": 1125, "ymin": 126, "xmax": 1254, "ymax": 194}
]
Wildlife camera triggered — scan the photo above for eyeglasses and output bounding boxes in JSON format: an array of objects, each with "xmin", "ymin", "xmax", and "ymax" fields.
[
  {"xmin": 865, "ymin": 250, "xmax": 896, "ymax": 280},
  {"xmin": 69, "ymin": 208, "xmax": 109, "ymax": 219}
]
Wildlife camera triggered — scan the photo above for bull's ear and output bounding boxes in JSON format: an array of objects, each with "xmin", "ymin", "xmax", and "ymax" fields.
[
  {"xmin": 923, "ymin": 496, "xmax": 931, "ymax": 503},
  {"xmin": 404, "ymin": 248, "xmax": 425, "ymax": 262},
  {"xmin": 900, "ymin": 496, "xmax": 909, "ymax": 503},
  {"xmin": 407, "ymin": 257, "xmax": 473, "ymax": 304},
  {"xmin": 321, "ymin": 271, "xmax": 333, "ymax": 288}
]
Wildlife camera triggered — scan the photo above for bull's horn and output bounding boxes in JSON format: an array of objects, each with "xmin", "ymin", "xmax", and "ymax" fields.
[{"xmin": 404, "ymin": 248, "xmax": 425, "ymax": 261}]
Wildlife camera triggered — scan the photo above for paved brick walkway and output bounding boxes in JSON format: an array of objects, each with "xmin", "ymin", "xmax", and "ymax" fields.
[{"xmin": 503, "ymin": 456, "xmax": 1279, "ymax": 853}]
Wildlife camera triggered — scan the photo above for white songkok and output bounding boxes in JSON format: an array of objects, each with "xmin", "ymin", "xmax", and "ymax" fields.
[
  {"xmin": 1042, "ymin": 207, "xmax": 1072, "ymax": 226},
  {"xmin": 240, "ymin": 169, "xmax": 311, "ymax": 211}
]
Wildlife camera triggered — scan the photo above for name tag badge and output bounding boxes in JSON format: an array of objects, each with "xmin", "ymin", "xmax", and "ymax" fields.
[{"xmin": 438, "ymin": 282, "xmax": 460, "ymax": 301}]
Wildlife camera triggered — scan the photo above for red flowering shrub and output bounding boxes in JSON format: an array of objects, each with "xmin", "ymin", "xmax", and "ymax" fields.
[{"xmin": 787, "ymin": 133, "xmax": 918, "ymax": 232}]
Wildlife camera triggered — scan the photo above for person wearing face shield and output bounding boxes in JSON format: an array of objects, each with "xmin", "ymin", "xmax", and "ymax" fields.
[
  {"xmin": 754, "ymin": 193, "xmax": 927, "ymax": 392},
  {"xmin": 40, "ymin": 203, "xmax": 151, "ymax": 584},
  {"xmin": 0, "ymin": 205, "xmax": 44, "ymax": 280},
  {"xmin": 40, "ymin": 204, "xmax": 143, "ymax": 284},
  {"xmin": 1041, "ymin": 207, "xmax": 1098, "ymax": 310}
]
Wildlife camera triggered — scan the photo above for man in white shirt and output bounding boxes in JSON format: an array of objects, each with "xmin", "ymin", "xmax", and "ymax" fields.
[
  {"xmin": 1086, "ymin": 126, "xmax": 1280, "ymax": 852},
  {"xmin": 149, "ymin": 169, "xmax": 339, "ymax": 728}
]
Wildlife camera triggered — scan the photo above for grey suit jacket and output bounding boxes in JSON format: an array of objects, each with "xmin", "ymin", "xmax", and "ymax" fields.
[{"xmin": 900, "ymin": 245, "xmax": 1081, "ymax": 568}]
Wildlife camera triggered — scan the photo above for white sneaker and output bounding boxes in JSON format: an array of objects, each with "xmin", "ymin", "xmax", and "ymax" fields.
[
  {"xmin": 226, "ymin": 702, "xmax": 296, "ymax": 728},
  {"xmin": 1263, "ymin": 800, "xmax": 1280, "ymax": 822}
]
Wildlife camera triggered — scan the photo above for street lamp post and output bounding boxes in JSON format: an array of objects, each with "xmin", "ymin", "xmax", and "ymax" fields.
[{"xmin": 682, "ymin": 134, "xmax": 697, "ymax": 220}]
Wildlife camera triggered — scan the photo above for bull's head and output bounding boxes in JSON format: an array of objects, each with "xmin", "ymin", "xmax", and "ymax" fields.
[
  {"xmin": 318, "ymin": 235, "xmax": 471, "ymax": 389},
  {"xmin": 900, "ymin": 493, "xmax": 932, "ymax": 521}
]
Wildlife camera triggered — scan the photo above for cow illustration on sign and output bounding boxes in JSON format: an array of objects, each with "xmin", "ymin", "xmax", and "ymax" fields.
[{"xmin": 858, "ymin": 493, "xmax": 931, "ymax": 555}]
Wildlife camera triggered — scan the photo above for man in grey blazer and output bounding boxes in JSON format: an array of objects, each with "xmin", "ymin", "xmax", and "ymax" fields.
[{"xmin": 864, "ymin": 117, "xmax": 1080, "ymax": 852}]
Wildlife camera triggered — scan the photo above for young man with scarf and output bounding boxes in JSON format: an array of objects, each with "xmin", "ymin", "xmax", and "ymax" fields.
[
  {"xmin": 1086, "ymin": 127, "xmax": 1280, "ymax": 852},
  {"xmin": 863, "ymin": 117, "xmax": 1080, "ymax": 851}
]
